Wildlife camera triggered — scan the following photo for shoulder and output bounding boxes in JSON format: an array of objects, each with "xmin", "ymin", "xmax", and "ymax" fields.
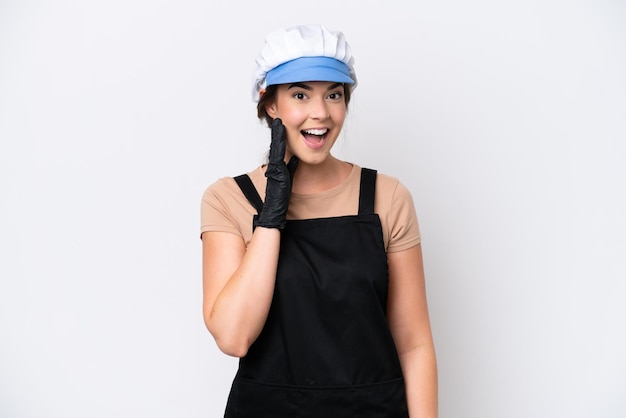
[
  {"xmin": 201, "ymin": 176, "xmax": 239, "ymax": 208},
  {"xmin": 374, "ymin": 170, "xmax": 400, "ymax": 190},
  {"xmin": 369, "ymin": 169, "xmax": 413, "ymax": 205},
  {"xmin": 345, "ymin": 165, "xmax": 413, "ymax": 207},
  {"xmin": 202, "ymin": 166, "xmax": 265, "ymax": 206},
  {"xmin": 368, "ymin": 168, "xmax": 421, "ymax": 252},
  {"xmin": 200, "ymin": 166, "xmax": 264, "ymax": 239}
]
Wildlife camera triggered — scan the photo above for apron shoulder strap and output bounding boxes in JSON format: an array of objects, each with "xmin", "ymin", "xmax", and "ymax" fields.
[
  {"xmin": 234, "ymin": 174, "xmax": 264, "ymax": 214},
  {"xmin": 236, "ymin": 168, "xmax": 377, "ymax": 216},
  {"xmin": 358, "ymin": 167, "xmax": 377, "ymax": 215}
]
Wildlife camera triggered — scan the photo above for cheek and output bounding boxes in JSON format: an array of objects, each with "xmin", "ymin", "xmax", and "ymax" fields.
[
  {"xmin": 278, "ymin": 110, "xmax": 306, "ymax": 141},
  {"xmin": 284, "ymin": 126, "xmax": 302, "ymax": 148},
  {"xmin": 331, "ymin": 106, "xmax": 347, "ymax": 123},
  {"xmin": 278, "ymin": 106, "xmax": 306, "ymax": 125}
]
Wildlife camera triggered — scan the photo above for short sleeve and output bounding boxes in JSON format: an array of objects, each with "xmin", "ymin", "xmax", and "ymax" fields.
[
  {"xmin": 200, "ymin": 178, "xmax": 248, "ymax": 239},
  {"xmin": 384, "ymin": 180, "xmax": 421, "ymax": 253}
]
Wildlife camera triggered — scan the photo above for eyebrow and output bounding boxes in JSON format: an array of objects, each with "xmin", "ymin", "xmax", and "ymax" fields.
[
  {"xmin": 287, "ymin": 82, "xmax": 344, "ymax": 91},
  {"xmin": 287, "ymin": 83, "xmax": 312, "ymax": 90}
]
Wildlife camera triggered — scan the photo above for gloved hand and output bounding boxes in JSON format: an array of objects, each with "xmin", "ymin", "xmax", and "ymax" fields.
[{"xmin": 254, "ymin": 118, "xmax": 298, "ymax": 230}]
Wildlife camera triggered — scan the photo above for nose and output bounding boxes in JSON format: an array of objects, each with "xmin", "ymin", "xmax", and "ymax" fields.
[{"xmin": 308, "ymin": 96, "xmax": 329, "ymax": 120}]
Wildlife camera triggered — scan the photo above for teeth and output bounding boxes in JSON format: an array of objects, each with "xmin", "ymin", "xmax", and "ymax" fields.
[{"xmin": 303, "ymin": 128, "xmax": 327, "ymax": 136}]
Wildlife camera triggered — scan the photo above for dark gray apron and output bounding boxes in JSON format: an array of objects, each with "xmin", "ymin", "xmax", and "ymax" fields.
[{"xmin": 225, "ymin": 168, "xmax": 408, "ymax": 417}]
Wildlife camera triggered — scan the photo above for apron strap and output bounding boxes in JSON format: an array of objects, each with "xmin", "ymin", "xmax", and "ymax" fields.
[
  {"xmin": 235, "ymin": 168, "xmax": 377, "ymax": 216},
  {"xmin": 358, "ymin": 168, "xmax": 377, "ymax": 215},
  {"xmin": 234, "ymin": 174, "xmax": 264, "ymax": 214}
]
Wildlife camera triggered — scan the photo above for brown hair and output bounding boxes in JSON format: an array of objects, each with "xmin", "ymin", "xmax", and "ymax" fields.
[{"xmin": 256, "ymin": 84, "xmax": 353, "ymax": 128}]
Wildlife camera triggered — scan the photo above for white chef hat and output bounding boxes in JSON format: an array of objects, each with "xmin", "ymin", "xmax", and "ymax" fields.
[{"xmin": 251, "ymin": 24, "xmax": 357, "ymax": 102}]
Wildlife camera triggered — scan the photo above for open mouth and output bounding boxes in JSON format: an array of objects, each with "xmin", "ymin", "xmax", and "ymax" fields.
[{"xmin": 301, "ymin": 128, "xmax": 328, "ymax": 149}]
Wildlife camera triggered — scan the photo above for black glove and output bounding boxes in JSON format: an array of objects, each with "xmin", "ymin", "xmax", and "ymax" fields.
[{"xmin": 254, "ymin": 118, "xmax": 298, "ymax": 230}]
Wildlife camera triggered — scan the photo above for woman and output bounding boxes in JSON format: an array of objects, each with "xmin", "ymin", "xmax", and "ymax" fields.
[{"xmin": 201, "ymin": 24, "xmax": 437, "ymax": 417}]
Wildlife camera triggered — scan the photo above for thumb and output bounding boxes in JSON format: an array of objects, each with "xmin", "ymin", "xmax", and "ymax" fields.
[
  {"xmin": 269, "ymin": 118, "xmax": 286, "ymax": 164},
  {"xmin": 287, "ymin": 155, "xmax": 299, "ymax": 179}
]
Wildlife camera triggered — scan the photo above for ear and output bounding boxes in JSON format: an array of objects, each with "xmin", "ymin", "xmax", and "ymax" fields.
[{"xmin": 265, "ymin": 102, "xmax": 278, "ymax": 119}]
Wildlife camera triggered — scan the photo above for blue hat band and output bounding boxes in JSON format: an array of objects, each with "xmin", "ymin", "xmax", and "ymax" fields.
[{"xmin": 265, "ymin": 56, "xmax": 354, "ymax": 87}]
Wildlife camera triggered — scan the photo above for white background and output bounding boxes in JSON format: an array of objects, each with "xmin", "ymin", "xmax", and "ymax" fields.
[{"xmin": 1, "ymin": 0, "xmax": 625, "ymax": 417}]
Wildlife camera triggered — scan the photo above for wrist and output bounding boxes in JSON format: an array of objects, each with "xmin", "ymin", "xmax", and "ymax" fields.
[{"xmin": 253, "ymin": 215, "xmax": 286, "ymax": 230}]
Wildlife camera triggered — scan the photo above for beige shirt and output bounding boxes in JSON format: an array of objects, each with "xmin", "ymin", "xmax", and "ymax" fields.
[{"xmin": 201, "ymin": 164, "xmax": 420, "ymax": 253}]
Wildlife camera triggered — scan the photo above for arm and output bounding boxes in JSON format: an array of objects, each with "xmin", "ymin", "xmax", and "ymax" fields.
[
  {"xmin": 201, "ymin": 118, "xmax": 297, "ymax": 358},
  {"xmin": 202, "ymin": 227, "xmax": 280, "ymax": 357},
  {"xmin": 387, "ymin": 244, "xmax": 438, "ymax": 418}
]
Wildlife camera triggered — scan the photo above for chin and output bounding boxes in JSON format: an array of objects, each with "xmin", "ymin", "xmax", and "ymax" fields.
[{"xmin": 296, "ymin": 152, "xmax": 334, "ymax": 167}]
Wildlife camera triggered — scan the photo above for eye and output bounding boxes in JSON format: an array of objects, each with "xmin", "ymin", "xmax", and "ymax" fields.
[
  {"xmin": 327, "ymin": 91, "xmax": 343, "ymax": 101},
  {"xmin": 293, "ymin": 92, "xmax": 307, "ymax": 100}
]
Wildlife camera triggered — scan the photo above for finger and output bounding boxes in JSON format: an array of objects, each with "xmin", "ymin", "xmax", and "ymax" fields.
[
  {"xmin": 269, "ymin": 118, "xmax": 286, "ymax": 164},
  {"xmin": 287, "ymin": 155, "xmax": 299, "ymax": 179}
]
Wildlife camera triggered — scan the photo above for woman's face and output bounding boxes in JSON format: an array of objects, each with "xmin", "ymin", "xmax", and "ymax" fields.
[{"xmin": 266, "ymin": 81, "xmax": 347, "ymax": 166}]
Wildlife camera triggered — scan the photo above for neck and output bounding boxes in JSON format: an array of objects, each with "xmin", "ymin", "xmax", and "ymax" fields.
[{"xmin": 291, "ymin": 156, "xmax": 351, "ymax": 194}]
